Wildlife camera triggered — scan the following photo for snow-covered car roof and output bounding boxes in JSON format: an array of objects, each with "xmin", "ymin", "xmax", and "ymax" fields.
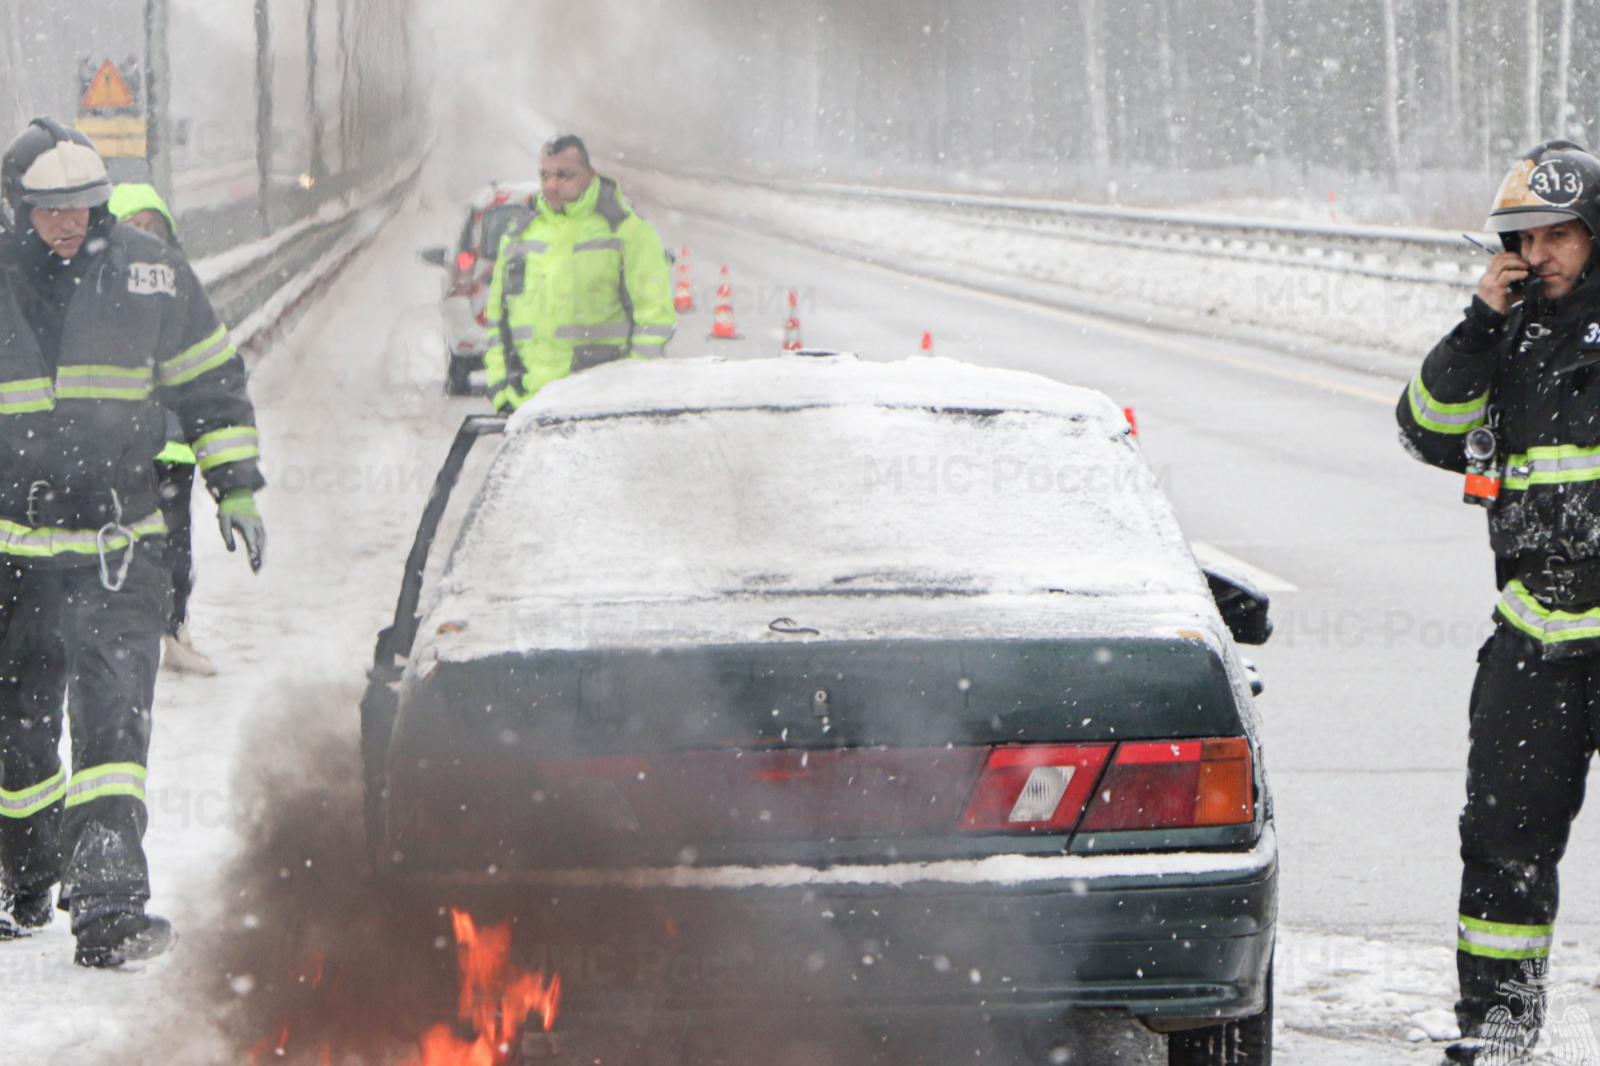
[
  {"xmin": 419, "ymin": 355, "xmax": 1221, "ymax": 659},
  {"xmin": 466, "ymin": 181, "xmax": 539, "ymax": 214}
]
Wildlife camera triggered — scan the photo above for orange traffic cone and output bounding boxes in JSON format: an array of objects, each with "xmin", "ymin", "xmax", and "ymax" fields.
[
  {"xmin": 920, "ymin": 331, "xmax": 934, "ymax": 355},
  {"xmin": 708, "ymin": 266, "xmax": 742, "ymax": 340},
  {"xmin": 782, "ymin": 289, "xmax": 802, "ymax": 351},
  {"xmin": 674, "ymin": 246, "xmax": 696, "ymax": 313}
]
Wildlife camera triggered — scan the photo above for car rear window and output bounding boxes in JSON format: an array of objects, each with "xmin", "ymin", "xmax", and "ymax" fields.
[{"xmin": 439, "ymin": 403, "xmax": 1196, "ymax": 607}]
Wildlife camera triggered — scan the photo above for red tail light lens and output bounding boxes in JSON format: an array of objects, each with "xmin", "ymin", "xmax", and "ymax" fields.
[
  {"xmin": 1078, "ymin": 737, "xmax": 1254, "ymax": 832},
  {"xmin": 456, "ymin": 250, "xmax": 477, "ymax": 273},
  {"xmin": 960, "ymin": 745, "xmax": 1112, "ymax": 832}
]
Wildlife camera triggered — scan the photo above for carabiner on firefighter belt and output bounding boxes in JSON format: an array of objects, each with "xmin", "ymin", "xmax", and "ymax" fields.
[
  {"xmin": 95, "ymin": 489, "xmax": 136, "ymax": 593},
  {"xmin": 25, "ymin": 480, "xmax": 50, "ymax": 528}
]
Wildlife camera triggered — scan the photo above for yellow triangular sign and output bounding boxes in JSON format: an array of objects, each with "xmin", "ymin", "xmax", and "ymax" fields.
[{"xmin": 81, "ymin": 60, "xmax": 134, "ymax": 111}]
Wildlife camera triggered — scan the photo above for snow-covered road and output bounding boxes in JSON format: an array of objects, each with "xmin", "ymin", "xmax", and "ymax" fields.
[{"xmin": 9, "ymin": 121, "xmax": 1600, "ymax": 1066}]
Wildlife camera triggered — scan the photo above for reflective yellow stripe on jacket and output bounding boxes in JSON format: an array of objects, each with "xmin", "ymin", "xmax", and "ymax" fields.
[
  {"xmin": 0, "ymin": 767, "xmax": 67, "ymax": 818},
  {"xmin": 1496, "ymin": 579, "xmax": 1600, "ymax": 646},
  {"xmin": 192, "ymin": 426, "xmax": 260, "ymax": 472},
  {"xmin": 55, "ymin": 364, "xmax": 152, "ymax": 401},
  {"xmin": 1407, "ymin": 374, "xmax": 1487, "ymax": 434},
  {"xmin": 0, "ymin": 377, "xmax": 54, "ymax": 414},
  {"xmin": 1502, "ymin": 443, "xmax": 1600, "ymax": 491},
  {"xmin": 0, "ymin": 511, "xmax": 165, "ymax": 560},
  {"xmin": 158, "ymin": 325, "xmax": 237, "ymax": 387}
]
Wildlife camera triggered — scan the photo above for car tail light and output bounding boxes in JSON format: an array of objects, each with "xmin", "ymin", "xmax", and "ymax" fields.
[
  {"xmin": 1078, "ymin": 737, "xmax": 1254, "ymax": 832},
  {"xmin": 960, "ymin": 745, "xmax": 1112, "ymax": 832},
  {"xmin": 456, "ymin": 250, "xmax": 477, "ymax": 273}
]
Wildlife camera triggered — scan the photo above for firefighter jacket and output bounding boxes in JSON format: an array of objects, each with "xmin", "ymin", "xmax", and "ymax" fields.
[
  {"xmin": 483, "ymin": 175, "xmax": 675, "ymax": 412},
  {"xmin": 1399, "ymin": 268, "xmax": 1600, "ymax": 655},
  {"xmin": 0, "ymin": 217, "xmax": 263, "ymax": 568}
]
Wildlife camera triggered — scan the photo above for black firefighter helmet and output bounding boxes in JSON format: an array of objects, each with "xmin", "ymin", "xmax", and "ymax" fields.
[
  {"xmin": 1487, "ymin": 139, "xmax": 1600, "ymax": 251},
  {"xmin": 0, "ymin": 117, "xmax": 112, "ymax": 232}
]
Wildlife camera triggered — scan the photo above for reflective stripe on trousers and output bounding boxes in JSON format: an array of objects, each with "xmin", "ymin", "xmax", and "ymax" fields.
[
  {"xmin": 1459, "ymin": 915, "xmax": 1554, "ymax": 960},
  {"xmin": 64, "ymin": 762, "xmax": 147, "ymax": 809}
]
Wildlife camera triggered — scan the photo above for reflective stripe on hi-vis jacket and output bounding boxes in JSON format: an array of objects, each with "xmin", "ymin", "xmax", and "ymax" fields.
[
  {"xmin": 0, "ymin": 511, "xmax": 165, "ymax": 560},
  {"xmin": 64, "ymin": 762, "xmax": 147, "ymax": 809},
  {"xmin": 192, "ymin": 426, "xmax": 260, "ymax": 472},
  {"xmin": 158, "ymin": 324, "xmax": 237, "ymax": 387},
  {"xmin": 0, "ymin": 767, "xmax": 67, "ymax": 818},
  {"xmin": 1496, "ymin": 579, "xmax": 1600, "ymax": 645},
  {"xmin": 1408, "ymin": 374, "xmax": 1487, "ymax": 434},
  {"xmin": 55, "ymin": 364, "xmax": 152, "ymax": 401},
  {"xmin": 1501, "ymin": 443, "xmax": 1600, "ymax": 491},
  {"xmin": 1458, "ymin": 915, "xmax": 1554, "ymax": 960},
  {"xmin": 0, "ymin": 377, "xmax": 54, "ymax": 414}
]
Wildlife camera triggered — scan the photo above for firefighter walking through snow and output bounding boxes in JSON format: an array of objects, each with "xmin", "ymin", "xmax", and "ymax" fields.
[
  {"xmin": 1400, "ymin": 139, "xmax": 1600, "ymax": 1064},
  {"xmin": 0, "ymin": 119, "xmax": 265, "ymax": 967}
]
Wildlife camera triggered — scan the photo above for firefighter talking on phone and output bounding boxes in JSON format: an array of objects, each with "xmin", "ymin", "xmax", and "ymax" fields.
[{"xmin": 1399, "ymin": 139, "xmax": 1600, "ymax": 1064}]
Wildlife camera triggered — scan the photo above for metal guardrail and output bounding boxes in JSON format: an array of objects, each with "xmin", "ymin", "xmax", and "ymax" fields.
[
  {"xmin": 193, "ymin": 156, "xmax": 423, "ymax": 336},
  {"xmin": 716, "ymin": 173, "xmax": 1497, "ymax": 287}
]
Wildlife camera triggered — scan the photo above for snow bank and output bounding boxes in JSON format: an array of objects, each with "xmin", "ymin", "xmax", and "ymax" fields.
[{"xmin": 619, "ymin": 168, "xmax": 1468, "ymax": 377}]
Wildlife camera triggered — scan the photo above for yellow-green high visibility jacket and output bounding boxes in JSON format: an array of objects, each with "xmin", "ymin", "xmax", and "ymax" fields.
[{"xmin": 483, "ymin": 175, "xmax": 675, "ymax": 412}]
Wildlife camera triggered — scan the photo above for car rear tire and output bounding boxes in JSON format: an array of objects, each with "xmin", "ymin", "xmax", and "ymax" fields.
[{"xmin": 1166, "ymin": 966, "xmax": 1273, "ymax": 1066}]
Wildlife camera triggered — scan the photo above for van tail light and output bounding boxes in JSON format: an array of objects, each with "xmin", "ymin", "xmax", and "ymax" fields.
[
  {"xmin": 446, "ymin": 252, "xmax": 480, "ymax": 298},
  {"xmin": 1078, "ymin": 737, "xmax": 1254, "ymax": 832},
  {"xmin": 960, "ymin": 745, "xmax": 1112, "ymax": 832}
]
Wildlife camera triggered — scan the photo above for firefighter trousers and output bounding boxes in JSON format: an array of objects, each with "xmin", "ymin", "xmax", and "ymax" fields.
[
  {"xmin": 1455, "ymin": 623, "xmax": 1600, "ymax": 1043},
  {"xmin": 0, "ymin": 545, "xmax": 169, "ymax": 913}
]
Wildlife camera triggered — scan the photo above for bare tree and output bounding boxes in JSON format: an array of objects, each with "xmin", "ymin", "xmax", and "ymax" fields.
[
  {"xmin": 1155, "ymin": 0, "xmax": 1179, "ymax": 166},
  {"xmin": 1382, "ymin": 0, "xmax": 1403, "ymax": 175},
  {"xmin": 1525, "ymin": 0, "xmax": 1541, "ymax": 144},
  {"xmin": 1082, "ymin": 0, "xmax": 1110, "ymax": 168},
  {"xmin": 1555, "ymin": 0, "xmax": 1574, "ymax": 138},
  {"xmin": 1447, "ymin": 0, "xmax": 1461, "ymax": 143}
]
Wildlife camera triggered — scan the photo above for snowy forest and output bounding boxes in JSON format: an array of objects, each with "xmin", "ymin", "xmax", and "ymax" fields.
[{"xmin": 531, "ymin": 0, "xmax": 1600, "ymax": 205}]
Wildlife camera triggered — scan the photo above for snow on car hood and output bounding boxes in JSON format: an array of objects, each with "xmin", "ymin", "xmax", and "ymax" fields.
[{"xmin": 419, "ymin": 356, "xmax": 1217, "ymax": 659}]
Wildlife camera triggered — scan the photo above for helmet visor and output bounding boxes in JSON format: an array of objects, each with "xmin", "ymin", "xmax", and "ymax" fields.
[
  {"xmin": 21, "ymin": 183, "xmax": 112, "ymax": 211},
  {"xmin": 1486, "ymin": 206, "xmax": 1581, "ymax": 233}
]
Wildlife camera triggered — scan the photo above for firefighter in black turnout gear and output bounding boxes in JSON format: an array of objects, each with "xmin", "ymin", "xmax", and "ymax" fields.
[
  {"xmin": 0, "ymin": 119, "xmax": 265, "ymax": 967},
  {"xmin": 1400, "ymin": 140, "xmax": 1600, "ymax": 1063}
]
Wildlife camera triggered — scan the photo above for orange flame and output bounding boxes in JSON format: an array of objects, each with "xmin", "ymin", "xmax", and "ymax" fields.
[
  {"xmin": 245, "ymin": 1022, "xmax": 289, "ymax": 1062},
  {"xmin": 402, "ymin": 909, "xmax": 560, "ymax": 1066}
]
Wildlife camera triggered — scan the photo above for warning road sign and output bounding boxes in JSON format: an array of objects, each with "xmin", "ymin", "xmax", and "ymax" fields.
[
  {"xmin": 81, "ymin": 60, "xmax": 135, "ymax": 112},
  {"xmin": 76, "ymin": 59, "xmax": 145, "ymax": 159}
]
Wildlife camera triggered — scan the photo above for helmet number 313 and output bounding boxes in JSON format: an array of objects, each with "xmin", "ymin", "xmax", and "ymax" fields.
[{"xmin": 1531, "ymin": 160, "xmax": 1585, "ymax": 206}]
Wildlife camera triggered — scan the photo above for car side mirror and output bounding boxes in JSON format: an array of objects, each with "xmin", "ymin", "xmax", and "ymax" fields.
[
  {"xmin": 418, "ymin": 246, "xmax": 450, "ymax": 268},
  {"xmin": 1203, "ymin": 567, "xmax": 1273, "ymax": 646}
]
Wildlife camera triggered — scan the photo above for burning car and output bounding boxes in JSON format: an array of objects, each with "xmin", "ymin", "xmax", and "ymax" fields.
[{"xmin": 361, "ymin": 354, "xmax": 1277, "ymax": 1065}]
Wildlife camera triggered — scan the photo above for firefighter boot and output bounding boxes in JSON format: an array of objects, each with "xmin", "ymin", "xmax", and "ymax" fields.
[
  {"xmin": 0, "ymin": 887, "xmax": 52, "ymax": 939},
  {"xmin": 161, "ymin": 623, "xmax": 215, "ymax": 676},
  {"xmin": 73, "ymin": 910, "xmax": 175, "ymax": 968}
]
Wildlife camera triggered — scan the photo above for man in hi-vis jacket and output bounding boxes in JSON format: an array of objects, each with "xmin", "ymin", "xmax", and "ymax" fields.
[{"xmin": 484, "ymin": 134, "xmax": 675, "ymax": 413}]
